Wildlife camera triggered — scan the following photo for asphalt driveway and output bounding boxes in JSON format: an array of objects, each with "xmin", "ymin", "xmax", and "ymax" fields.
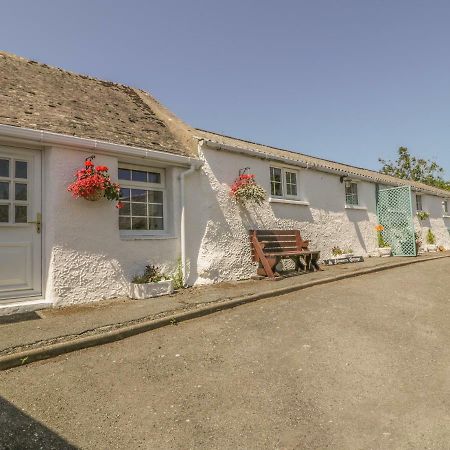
[{"xmin": 0, "ymin": 258, "xmax": 449, "ymax": 449}]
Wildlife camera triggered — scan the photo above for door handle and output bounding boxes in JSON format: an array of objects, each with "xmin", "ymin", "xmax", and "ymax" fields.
[{"xmin": 28, "ymin": 213, "xmax": 41, "ymax": 234}]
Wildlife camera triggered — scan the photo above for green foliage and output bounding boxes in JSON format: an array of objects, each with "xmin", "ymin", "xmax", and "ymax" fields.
[
  {"xmin": 379, "ymin": 147, "xmax": 450, "ymax": 191},
  {"xmin": 331, "ymin": 246, "xmax": 353, "ymax": 256},
  {"xmin": 171, "ymin": 257, "xmax": 185, "ymax": 290},
  {"xmin": 377, "ymin": 231, "xmax": 389, "ymax": 248},
  {"xmin": 131, "ymin": 265, "xmax": 168, "ymax": 284},
  {"xmin": 331, "ymin": 246, "xmax": 343, "ymax": 256},
  {"xmin": 426, "ymin": 229, "xmax": 436, "ymax": 245},
  {"xmin": 417, "ymin": 211, "xmax": 430, "ymax": 221}
]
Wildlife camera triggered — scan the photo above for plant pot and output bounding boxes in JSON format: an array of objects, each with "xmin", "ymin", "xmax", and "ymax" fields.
[
  {"xmin": 128, "ymin": 279, "xmax": 174, "ymax": 300},
  {"xmin": 84, "ymin": 188, "xmax": 105, "ymax": 201},
  {"xmin": 377, "ymin": 247, "xmax": 392, "ymax": 257},
  {"xmin": 426, "ymin": 244, "xmax": 438, "ymax": 252}
]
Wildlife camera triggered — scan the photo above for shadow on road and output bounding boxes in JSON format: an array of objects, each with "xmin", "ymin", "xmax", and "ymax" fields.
[{"xmin": 0, "ymin": 396, "xmax": 77, "ymax": 449}]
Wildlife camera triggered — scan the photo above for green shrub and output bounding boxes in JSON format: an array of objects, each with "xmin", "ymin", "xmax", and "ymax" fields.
[
  {"xmin": 131, "ymin": 265, "xmax": 168, "ymax": 284},
  {"xmin": 171, "ymin": 257, "xmax": 184, "ymax": 290},
  {"xmin": 426, "ymin": 229, "xmax": 436, "ymax": 245}
]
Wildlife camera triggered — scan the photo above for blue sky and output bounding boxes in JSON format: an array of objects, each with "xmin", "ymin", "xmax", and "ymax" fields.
[{"xmin": 2, "ymin": 0, "xmax": 450, "ymax": 175}]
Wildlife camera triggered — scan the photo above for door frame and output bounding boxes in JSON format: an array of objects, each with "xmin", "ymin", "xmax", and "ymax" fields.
[{"xmin": 0, "ymin": 142, "xmax": 44, "ymax": 302}]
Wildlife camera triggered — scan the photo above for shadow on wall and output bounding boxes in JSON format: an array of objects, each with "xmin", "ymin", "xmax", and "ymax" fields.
[
  {"xmin": 0, "ymin": 396, "xmax": 77, "ymax": 449},
  {"xmin": 266, "ymin": 203, "xmax": 314, "ymax": 223},
  {"xmin": 346, "ymin": 209, "xmax": 370, "ymax": 253}
]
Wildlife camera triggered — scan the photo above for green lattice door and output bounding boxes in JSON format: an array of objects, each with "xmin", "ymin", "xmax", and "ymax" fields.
[{"xmin": 377, "ymin": 186, "xmax": 416, "ymax": 256}]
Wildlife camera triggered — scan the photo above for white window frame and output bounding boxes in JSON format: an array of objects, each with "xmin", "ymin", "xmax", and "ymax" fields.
[
  {"xmin": 118, "ymin": 163, "xmax": 167, "ymax": 237},
  {"xmin": 416, "ymin": 194, "xmax": 423, "ymax": 212},
  {"xmin": 345, "ymin": 181, "xmax": 359, "ymax": 206},
  {"xmin": 269, "ymin": 166, "xmax": 299, "ymax": 199}
]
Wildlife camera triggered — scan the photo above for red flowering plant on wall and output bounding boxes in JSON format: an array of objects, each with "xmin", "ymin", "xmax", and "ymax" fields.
[
  {"xmin": 67, "ymin": 156, "xmax": 122, "ymax": 207},
  {"xmin": 229, "ymin": 168, "xmax": 266, "ymax": 205}
]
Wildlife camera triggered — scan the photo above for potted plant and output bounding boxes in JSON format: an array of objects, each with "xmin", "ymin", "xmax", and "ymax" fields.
[
  {"xmin": 426, "ymin": 229, "xmax": 437, "ymax": 252},
  {"xmin": 230, "ymin": 171, "xmax": 266, "ymax": 205},
  {"xmin": 332, "ymin": 246, "xmax": 353, "ymax": 258},
  {"xmin": 417, "ymin": 211, "xmax": 430, "ymax": 221},
  {"xmin": 129, "ymin": 265, "xmax": 174, "ymax": 300},
  {"xmin": 375, "ymin": 225, "xmax": 392, "ymax": 257},
  {"xmin": 68, "ymin": 156, "xmax": 122, "ymax": 206}
]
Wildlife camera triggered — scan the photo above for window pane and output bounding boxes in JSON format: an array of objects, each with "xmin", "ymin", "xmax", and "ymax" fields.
[
  {"xmin": 287, "ymin": 184, "xmax": 297, "ymax": 196},
  {"xmin": 148, "ymin": 190, "xmax": 163, "ymax": 203},
  {"xmin": 149, "ymin": 218, "xmax": 164, "ymax": 230},
  {"xmin": 132, "ymin": 217, "xmax": 147, "ymax": 230},
  {"xmin": 416, "ymin": 195, "xmax": 422, "ymax": 211},
  {"xmin": 15, "ymin": 161, "xmax": 27, "ymax": 179},
  {"xmin": 0, "ymin": 182, "xmax": 9, "ymax": 200},
  {"xmin": 132, "ymin": 170, "xmax": 147, "ymax": 182},
  {"xmin": 148, "ymin": 172, "xmax": 161, "ymax": 184},
  {"xmin": 131, "ymin": 203, "xmax": 147, "ymax": 216},
  {"xmin": 149, "ymin": 204, "xmax": 163, "ymax": 217},
  {"xmin": 286, "ymin": 172, "xmax": 297, "ymax": 196},
  {"xmin": 15, "ymin": 205, "xmax": 27, "ymax": 223},
  {"xmin": 15, "ymin": 183, "xmax": 27, "ymax": 201},
  {"xmin": 119, "ymin": 202, "xmax": 130, "ymax": 216},
  {"xmin": 119, "ymin": 216, "xmax": 131, "ymax": 230},
  {"xmin": 118, "ymin": 168, "xmax": 131, "ymax": 181},
  {"xmin": 270, "ymin": 167, "xmax": 282, "ymax": 182},
  {"xmin": 270, "ymin": 167, "xmax": 283, "ymax": 196},
  {"xmin": 0, "ymin": 204, "xmax": 8, "ymax": 222},
  {"xmin": 130, "ymin": 189, "xmax": 146, "ymax": 202},
  {"xmin": 0, "ymin": 159, "xmax": 9, "ymax": 177},
  {"xmin": 120, "ymin": 188, "xmax": 130, "ymax": 201}
]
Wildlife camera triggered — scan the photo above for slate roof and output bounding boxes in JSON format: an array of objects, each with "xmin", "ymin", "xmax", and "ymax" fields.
[
  {"xmin": 0, "ymin": 51, "xmax": 196, "ymax": 157},
  {"xmin": 195, "ymin": 129, "xmax": 450, "ymax": 198}
]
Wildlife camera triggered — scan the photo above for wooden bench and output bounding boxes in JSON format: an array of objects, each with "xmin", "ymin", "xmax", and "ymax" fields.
[{"xmin": 249, "ymin": 229, "xmax": 321, "ymax": 278}]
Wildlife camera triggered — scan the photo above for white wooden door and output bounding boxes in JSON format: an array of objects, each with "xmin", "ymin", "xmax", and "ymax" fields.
[{"xmin": 0, "ymin": 147, "xmax": 42, "ymax": 300}]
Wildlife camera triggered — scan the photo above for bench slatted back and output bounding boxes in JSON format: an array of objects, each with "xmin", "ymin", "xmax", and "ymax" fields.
[{"xmin": 249, "ymin": 230, "xmax": 309, "ymax": 261}]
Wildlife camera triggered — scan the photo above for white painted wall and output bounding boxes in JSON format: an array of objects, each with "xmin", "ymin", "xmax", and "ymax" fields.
[
  {"xmin": 43, "ymin": 146, "xmax": 182, "ymax": 306},
  {"xmin": 412, "ymin": 192, "xmax": 450, "ymax": 249},
  {"xmin": 11, "ymin": 140, "xmax": 450, "ymax": 307},
  {"xmin": 184, "ymin": 144, "xmax": 381, "ymax": 285}
]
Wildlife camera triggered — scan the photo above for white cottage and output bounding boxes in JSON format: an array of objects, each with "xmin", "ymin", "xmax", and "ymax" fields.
[{"xmin": 1, "ymin": 52, "xmax": 449, "ymax": 314}]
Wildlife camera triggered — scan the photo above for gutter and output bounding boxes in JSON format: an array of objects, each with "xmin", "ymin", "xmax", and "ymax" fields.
[
  {"xmin": 179, "ymin": 146, "xmax": 204, "ymax": 286},
  {"xmin": 198, "ymin": 137, "xmax": 446, "ymax": 197},
  {"xmin": 0, "ymin": 124, "xmax": 196, "ymax": 167}
]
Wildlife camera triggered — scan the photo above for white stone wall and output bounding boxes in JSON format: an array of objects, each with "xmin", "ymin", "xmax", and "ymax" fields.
[
  {"xmin": 184, "ymin": 145, "xmax": 381, "ymax": 285},
  {"xmin": 412, "ymin": 192, "xmax": 450, "ymax": 249},
  {"xmin": 43, "ymin": 146, "xmax": 181, "ymax": 306},
  {"xmin": 38, "ymin": 143, "xmax": 450, "ymax": 306}
]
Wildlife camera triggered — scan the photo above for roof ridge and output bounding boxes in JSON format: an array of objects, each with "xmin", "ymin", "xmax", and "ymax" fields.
[{"xmin": 0, "ymin": 50, "xmax": 135, "ymax": 91}]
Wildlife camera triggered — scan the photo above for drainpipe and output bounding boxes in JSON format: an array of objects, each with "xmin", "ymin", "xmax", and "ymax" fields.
[{"xmin": 179, "ymin": 153, "xmax": 203, "ymax": 286}]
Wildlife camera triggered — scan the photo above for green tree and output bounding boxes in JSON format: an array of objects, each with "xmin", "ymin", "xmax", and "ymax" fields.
[{"xmin": 379, "ymin": 147, "xmax": 450, "ymax": 190}]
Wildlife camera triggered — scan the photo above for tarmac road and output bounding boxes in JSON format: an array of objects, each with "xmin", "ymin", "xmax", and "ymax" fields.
[{"xmin": 0, "ymin": 258, "xmax": 449, "ymax": 449}]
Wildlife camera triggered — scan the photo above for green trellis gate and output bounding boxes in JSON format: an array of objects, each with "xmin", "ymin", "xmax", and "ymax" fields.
[{"xmin": 377, "ymin": 185, "xmax": 416, "ymax": 256}]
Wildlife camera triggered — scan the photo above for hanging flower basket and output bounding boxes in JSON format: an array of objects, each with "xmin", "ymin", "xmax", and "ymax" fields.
[
  {"xmin": 67, "ymin": 156, "xmax": 122, "ymax": 207},
  {"xmin": 230, "ymin": 172, "xmax": 266, "ymax": 205}
]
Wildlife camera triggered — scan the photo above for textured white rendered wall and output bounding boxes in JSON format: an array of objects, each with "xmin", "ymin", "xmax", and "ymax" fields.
[
  {"xmin": 44, "ymin": 147, "xmax": 181, "ymax": 306},
  {"xmin": 185, "ymin": 145, "xmax": 381, "ymax": 285},
  {"xmin": 412, "ymin": 193, "xmax": 450, "ymax": 248}
]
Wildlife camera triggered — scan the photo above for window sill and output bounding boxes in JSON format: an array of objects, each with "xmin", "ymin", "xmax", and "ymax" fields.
[
  {"xmin": 268, "ymin": 198, "xmax": 310, "ymax": 206},
  {"xmin": 120, "ymin": 234, "xmax": 177, "ymax": 241},
  {"xmin": 345, "ymin": 205, "xmax": 367, "ymax": 210},
  {"xmin": 443, "ymin": 215, "xmax": 450, "ymax": 218}
]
